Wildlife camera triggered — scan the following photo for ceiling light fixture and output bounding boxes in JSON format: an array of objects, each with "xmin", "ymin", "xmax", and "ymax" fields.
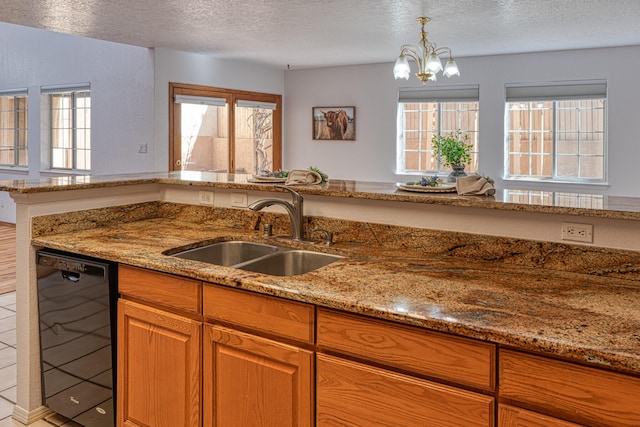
[{"xmin": 393, "ymin": 17, "xmax": 460, "ymax": 85}]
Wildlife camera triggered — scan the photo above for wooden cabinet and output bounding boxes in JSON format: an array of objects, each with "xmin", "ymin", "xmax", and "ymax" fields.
[
  {"xmin": 117, "ymin": 265, "xmax": 203, "ymax": 427},
  {"xmin": 499, "ymin": 349, "xmax": 640, "ymax": 427},
  {"xmin": 498, "ymin": 404, "xmax": 583, "ymax": 427},
  {"xmin": 317, "ymin": 353, "xmax": 494, "ymax": 426},
  {"xmin": 203, "ymin": 324, "xmax": 313, "ymax": 427},
  {"xmin": 317, "ymin": 308, "xmax": 495, "ymax": 391},
  {"xmin": 203, "ymin": 284, "xmax": 314, "ymax": 427},
  {"xmin": 117, "ymin": 299, "xmax": 201, "ymax": 427},
  {"xmin": 316, "ymin": 308, "xmax": 495, "ymax": 426}
]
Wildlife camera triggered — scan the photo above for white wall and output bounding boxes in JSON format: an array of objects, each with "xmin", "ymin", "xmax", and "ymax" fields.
[
  {"xmin": 0, "ymin": 22, "xmax": 156, "ymax": 222},
  {"xmin": 152, "ymin": 48, "xmax": 285, "ymax": 171},
  {"xmin": 283, "ymin": 45, "xmax": 640, "ymax": 196}
]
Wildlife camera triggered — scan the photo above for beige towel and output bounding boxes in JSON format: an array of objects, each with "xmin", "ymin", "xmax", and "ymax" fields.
[
  {"xmin": 456, "ymin": 175, "xmax": 495, "ymax": 196},
  {"xmin": 285, "ymin": 169, "xmax": 322, "ymax": 185}
]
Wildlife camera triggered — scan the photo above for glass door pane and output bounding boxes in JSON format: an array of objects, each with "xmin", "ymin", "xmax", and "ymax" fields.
[
  {"xmin": 180, "ymin": 103, "xmax": 229, "ymax": 172},
  {"xmin": 234, "ymin": 106, "xmax": 273, "ymax": 175}
]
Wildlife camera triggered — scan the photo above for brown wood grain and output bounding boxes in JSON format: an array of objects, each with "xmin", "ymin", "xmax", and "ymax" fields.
[
  {"xmin": 317, "ymin": 307, "xmax": 496, "ymax": 391},
  {"xmin": 498, "ymin": 404, "xmax": 584, "ymax": 427},
  {"xmin": 0, "ymin": 223, "xmax": 15, "ymax": 294},
  {"xmin": 203, "ymin": 284, "xmax": 314, "ymax": 344},
  {"xmin": 117, "ymin": 299, "xmax": 201, "ymax": 427},
  {"xmin": 499, "ymin": 349, "xmax": 640, "ymax": 426},
  {"xmin": 316, "ymin": 353, "xmax": 494, "ymax": 426},
  {"xmin": 119, "ymin": 264, "xmax": 201, "ymax": 314},
  {"xmin": 204, "ymin": 324, "xmax": 313, "ymax": 427}
]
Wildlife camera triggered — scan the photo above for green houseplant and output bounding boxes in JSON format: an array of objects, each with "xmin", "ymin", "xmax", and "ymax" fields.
[{"xmin": 432, "ymin": 130, "xmax": 473, "ymax": 181}]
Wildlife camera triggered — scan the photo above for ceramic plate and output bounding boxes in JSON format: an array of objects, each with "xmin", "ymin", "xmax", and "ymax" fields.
[
  {"xmin": 250, "ymin": 175, "xmax": 287, "ymax": 183},
  {"xmin": 397, "ymin": 183, "xmax": 457, "ymax": 193}
]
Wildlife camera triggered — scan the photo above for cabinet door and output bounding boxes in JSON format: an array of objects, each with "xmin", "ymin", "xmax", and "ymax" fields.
[
  {"xmin": 203, "ymin": 324, "xmax": 313, "ymax": 427},
  {"xmin": 499, "ymin": 404, "xmax": 584, "ymax": 427},
  {"xmin": 316, "ymin": 353, "xmax": 494, "ymax": 426},
  {"xmin": 117, "ymin": 299, "xmax": 202, "ymax": 427}
]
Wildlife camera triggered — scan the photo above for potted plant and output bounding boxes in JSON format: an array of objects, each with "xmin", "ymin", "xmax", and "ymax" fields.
[{"xmin": 432, "ymin": 130, "xmax": 473, "ymax": 182}]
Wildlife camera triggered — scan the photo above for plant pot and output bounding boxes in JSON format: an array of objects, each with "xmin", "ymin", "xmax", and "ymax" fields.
[{"xmin": 447, "ymin": 165, "xmax": 467, "ymax": 182}]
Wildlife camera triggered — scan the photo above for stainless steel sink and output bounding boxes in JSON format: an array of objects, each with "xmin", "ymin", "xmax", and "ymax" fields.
[
  {"xmin": 169, "ymin": 241, "xmax": 343, "ymax": 276},
  {"xmin": 237, "ymin": 250, "xmax": 343, "ymax": 276},
  {"xmin": 171, "ymin": 241, "xmax": 279, "ymax": 266}
]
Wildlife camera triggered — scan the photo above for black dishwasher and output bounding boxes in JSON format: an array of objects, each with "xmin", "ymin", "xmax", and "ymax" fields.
[{"xmin": 37, "ymin": 249, "xmax": 117, "ymax": 427}]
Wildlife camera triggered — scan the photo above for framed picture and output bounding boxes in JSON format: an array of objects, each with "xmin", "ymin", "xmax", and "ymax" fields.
[{"xmin": 312, "ymin": 106, "xmax": 356, "ymax": 141}]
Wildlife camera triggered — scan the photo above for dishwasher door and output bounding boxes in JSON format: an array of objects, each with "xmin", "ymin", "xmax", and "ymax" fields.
[{"xmin": 37, "ymin": 250, "xmax": 116, "ymax": 427}]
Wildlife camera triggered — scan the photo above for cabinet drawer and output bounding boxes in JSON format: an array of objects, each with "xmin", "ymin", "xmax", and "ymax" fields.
[
  {"xmin": 317, "ymin": 308, "xmax": 495, "ymax": 391},
  {"xmin": 498, "ymin": 404, "xmax": 584, "ymax": 427},
  {"xmin": 203, "ymin": 284, "xmax": 314, "ymax": 344},
  {"xmin": 499, "ymin": 349, "xmax": 640, "ymax": 427},
  {"xmin": 119, "ymin": 265, "xmax": 201, "ymax": 313},
  {"xmin": 317, "ymin": 353, "xmax": 494, "ymax": 426}
]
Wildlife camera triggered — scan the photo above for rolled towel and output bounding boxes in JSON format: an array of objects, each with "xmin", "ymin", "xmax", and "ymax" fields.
[
  {"xmin": 456, "ymin": 175, "xmax": 495, "ymax": 196},
  {"xmin": 285, "ymin": 169, "xmax": 323, "ymax": 185}
]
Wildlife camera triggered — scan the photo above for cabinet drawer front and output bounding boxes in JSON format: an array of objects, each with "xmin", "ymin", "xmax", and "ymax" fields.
[
  {"xmin": 499, "ymin": 349, "xmax": 640, "ymax": 427},
  {"xmin": 498, "ymin": 404, "xmax": 584, "ymax": 427},
  {"xmin": 317, "ymin": 353, "xmax": 494, "ymax": 427},
  {"xmin": 119, "ymin": 265, "xmax": 201, "ymax": 313},
  {"xmin": 317, "ymin": 308, "xmax": 495, "ymax": 391},
  {"xmin": 203, "ymin": 284, "xmax": 314, "ymax": 343}
]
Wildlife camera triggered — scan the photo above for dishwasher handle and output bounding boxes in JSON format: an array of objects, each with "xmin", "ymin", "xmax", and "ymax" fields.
[{"xmin": 37, "ymin": 251, "xmax": 108, "ymax": 279}]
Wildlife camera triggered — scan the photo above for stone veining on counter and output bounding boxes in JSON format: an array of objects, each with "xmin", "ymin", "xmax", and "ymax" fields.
[
  {"xmin": 31, "ymin": 202, "xmax": 640, "ymax": 376},
  {"xmin": 5, "ymin": 170, "xmax": 640, "ymax": 220}
]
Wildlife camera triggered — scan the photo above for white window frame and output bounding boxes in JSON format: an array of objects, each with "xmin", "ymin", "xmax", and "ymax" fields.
[
  {"xmin": 504, "ymin": 80, "xmax": 607, "ymax": 185},
  {"xmin": 0, "ymin": 89, "xmax": 28, "ymax": 168},
  {"xmin": 41, "ymin": 84, "xmax": 91, "ymax": 172},
  {"xmin": 396, "ymin": 85, "xmax": 479, "ymax": 176}
]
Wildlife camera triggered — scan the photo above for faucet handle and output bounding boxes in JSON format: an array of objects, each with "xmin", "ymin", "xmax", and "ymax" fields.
[
  {"xmin": 274, "ymin": 185, "xmax": 303, "ymax": 201},
  {"xmin": 311, "ymin": 229, "xmax": 334, "ymax": 246}
]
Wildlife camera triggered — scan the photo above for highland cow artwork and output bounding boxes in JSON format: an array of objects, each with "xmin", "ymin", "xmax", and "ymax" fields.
[{"xmin": 312, "ymin": 107, "xmax": 355, "ymax": 140}]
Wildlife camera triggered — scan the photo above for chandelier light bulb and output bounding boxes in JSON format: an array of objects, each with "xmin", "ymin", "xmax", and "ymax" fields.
[
  {"xmin": 393, "ymin": 54, "xmax": 411, "ymax": 80},
  {"xmin": 392, "ymin": 17, "xmax": 460, "ymax": 85}
]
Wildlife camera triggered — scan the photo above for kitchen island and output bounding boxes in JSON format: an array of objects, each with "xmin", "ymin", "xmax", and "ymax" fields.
[{"xmin": 3, "ymin": 171, "xmax": 640, "ymax": 425}]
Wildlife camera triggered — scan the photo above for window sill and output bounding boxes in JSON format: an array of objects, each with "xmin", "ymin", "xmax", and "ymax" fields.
[
  {"xmin": 502, "ymin": 177, "xmax": 609, "ymax": 193},
  {"xmin": 0, "ymin": 167, "xmax": 29, "ymax": 176},
  {"xmin": 40, "ymin": 169, "xmax": 91, "ymax": 177}
]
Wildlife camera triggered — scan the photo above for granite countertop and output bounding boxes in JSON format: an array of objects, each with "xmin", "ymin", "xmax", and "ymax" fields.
[
  {"xmin": 3, "ymin": 171, "xmax": 640, "ymax": 220},
  {"xmin": 32, "ymin": 215, "xmax": 640, "ymax": 377}
]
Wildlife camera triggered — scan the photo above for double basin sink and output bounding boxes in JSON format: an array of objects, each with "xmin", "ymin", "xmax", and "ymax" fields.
[{"xmin": 170, "ymin": 240, "xmax": 343, "ymax": 276}]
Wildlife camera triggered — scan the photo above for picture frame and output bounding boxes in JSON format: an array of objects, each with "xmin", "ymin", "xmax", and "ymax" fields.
[{"xmin": 312, "ymin": 106, "xmax": 356, "ymax": 141}]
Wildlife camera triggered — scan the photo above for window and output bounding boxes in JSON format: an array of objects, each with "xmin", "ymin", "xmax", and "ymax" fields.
[
  {"xmin": 0, "ymin": 90, "xmax": 28, "ymax": 167},
  {"xmin": 505, "ymin": 81, "xmax": 606, "ymax": 182},
  {"xmin": 169, "ymin": 83, "xmax": 282, "ymax": 175},
  {"xmin": 397, "ymin": 86, "xmax": 479, "ymax": 175},
  {"xmin": 41, "ymin": 85, "xmax": 91, "ymax": 171}
]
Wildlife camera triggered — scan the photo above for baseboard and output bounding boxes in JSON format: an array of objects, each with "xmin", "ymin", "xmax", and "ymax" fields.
[{"xmin": 12, "ymin": 404, "xmax": 53, "ymax": 425}]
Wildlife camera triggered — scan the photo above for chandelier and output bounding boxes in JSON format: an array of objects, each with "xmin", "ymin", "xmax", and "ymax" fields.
[{"xmin": 393, "ymin": 17, "xmax": 460, "ymax": 85}]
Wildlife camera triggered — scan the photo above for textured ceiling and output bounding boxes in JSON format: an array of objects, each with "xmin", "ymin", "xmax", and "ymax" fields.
[{"xmin": 2, "ymin": 0, "xmax": 640, "ymax": 70}]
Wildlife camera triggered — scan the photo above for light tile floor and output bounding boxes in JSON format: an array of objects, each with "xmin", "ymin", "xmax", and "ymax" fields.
[{"xmin": 0, "ymin": 292, "xmax": 62, "ymax": 427}]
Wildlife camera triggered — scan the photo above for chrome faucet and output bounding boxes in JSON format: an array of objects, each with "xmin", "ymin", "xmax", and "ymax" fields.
[{"xmin": 248, "ymin": 186, "xmax": 304, "ymax": 241}]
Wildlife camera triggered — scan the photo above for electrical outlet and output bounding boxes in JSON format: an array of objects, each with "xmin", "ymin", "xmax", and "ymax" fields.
[
  {"xmin": 198, "ymin": 191, "xmax": 214, "ymax": 205},
  {"xmin": 561, "ymin": 222, "xmax": 593, "ymax": 243},
  {"xmin": 231, "ymin": 192, "xmax": 248, "ymax": 208}
]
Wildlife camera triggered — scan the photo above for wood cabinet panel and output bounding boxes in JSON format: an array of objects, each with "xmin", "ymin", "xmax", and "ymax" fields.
[
  {"xmin": 117, "ymin": 299, "xmax": 201, "ymax": 427},
  {"xmin": 498, "ymin": 404, "xmax": 584, "ymax": 427},
  {"xmin": 317, "ymin": 308, "xmax": 495, "ymax": 391},
  {"xmin": 316, "ymin": 353, "xmax": 494, "ymax": 426},
  {"xmin": 499, "ymin": 349, "xmax": 640, "ymax": 427},
  {"xmin": 203, "ymin": 284, "xmax": 314, "ymax": 343},
  {"xmin": 203, "ymin": 324, "xmax": 313, "ymax": 427},
  {"xmin": 119, "ymin": 265, "xmax": 201, "ymax": 313}
]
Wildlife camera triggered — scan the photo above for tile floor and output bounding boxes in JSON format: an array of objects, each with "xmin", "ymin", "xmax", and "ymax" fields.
[{"xmin": 0, "ymin": 292, "xmax": 59, "ymax": 427}]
